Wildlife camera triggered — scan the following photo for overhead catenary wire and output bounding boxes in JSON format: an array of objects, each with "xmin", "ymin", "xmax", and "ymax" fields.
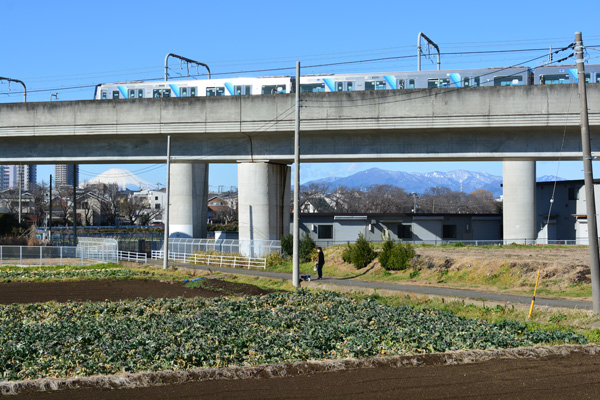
[{"xmin": 1, "ymin": 42, "xmax": 596, "ymax": 99}]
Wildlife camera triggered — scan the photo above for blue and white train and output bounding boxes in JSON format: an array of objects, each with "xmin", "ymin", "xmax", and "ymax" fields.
[{"xmin": 94, "ymin": 64, "xmax": 600, "ymax": 100}]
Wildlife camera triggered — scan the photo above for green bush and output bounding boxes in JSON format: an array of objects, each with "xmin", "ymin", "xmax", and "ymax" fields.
[
  {"xmin": 281, "ymin": 234, "xmax": 293, "ymax": 257},
  {"xmin": 299, "ymin": 233, "xmax": 316, "ymax": 263},
  {"xmin": 344, "ymin": 233, "xmax": 376, "ymax": 270},
  {"xmin": 379, "ymin": 240, "xmax": 416, "ymax": 271}
]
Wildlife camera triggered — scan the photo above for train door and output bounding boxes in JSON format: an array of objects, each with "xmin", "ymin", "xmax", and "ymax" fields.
[
  {"xmin": 462, "ymin": 77, "xmax": 480, "ymax": 87},
  {"xmin": 335, "ymin": 81, "xmax": 354, "ymax": 91}
]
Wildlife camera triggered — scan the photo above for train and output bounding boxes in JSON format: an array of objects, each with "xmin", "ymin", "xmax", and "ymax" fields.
[{"xmin": 94, "ymin": 64, "xmax": 600, "ymax": 100}]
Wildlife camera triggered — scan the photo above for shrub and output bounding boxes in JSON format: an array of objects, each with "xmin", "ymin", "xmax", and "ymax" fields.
[
  {"xmin": 345, "ymin": 233, "xmax": 375, "ymax": 270},
  {"xmin": 281, "ymin": 234, "xmax": 293, "ymax": 257},
  {"xmin": 299, "ymin": 233, "xmax": 316, "ymax": 263},
  {"xmin": 265, "ymin": 251, "xmax": 288, "ymax": 268},
  {"xmin": 379, "ymin": 240, "xmax": 416, "ymax": 271}
]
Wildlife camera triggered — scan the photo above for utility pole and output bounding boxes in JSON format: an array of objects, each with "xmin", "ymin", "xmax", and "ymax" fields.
[
  {"xmin": 49, "ymin": 175, "xmax": 53, "ymax": 242},
  {"xmin": 575, "ymin": 32, "xmax": 600, "ymax": 313},
  {"xmin": 73, "ymin": 167, "xmax": 77, "ymax": 246},
  {"xmin": 163, "ymin": 135, "xmax": 171, "ymax": 270},
  {"xmin": 292, "ymin": 61, "xmax": 301, "ymax": 288}
]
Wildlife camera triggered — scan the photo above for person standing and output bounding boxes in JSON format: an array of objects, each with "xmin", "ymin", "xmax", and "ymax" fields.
[{"xmin": 316, "ymin": 247, "xmax": 325, "ymax": 280}]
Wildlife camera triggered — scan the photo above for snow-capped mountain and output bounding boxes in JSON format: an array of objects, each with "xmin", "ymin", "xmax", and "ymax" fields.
[
  {"xmin": 81, "ymin": 168, "xmax": 155, "ymax": 191},
  {"xmin": 303, "ymin": 168, "xmax": 565, "ymax": 198}
]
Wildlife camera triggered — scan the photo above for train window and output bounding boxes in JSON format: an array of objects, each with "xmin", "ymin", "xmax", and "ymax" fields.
[
  {"xmin": 408, "ymin": 79, "xmax": 415, "ymax": 89},
  {"xmin": 540, "ymin": 74, "xmax": 570, "ymax": 84},
  {"xmin": 300, "ymin": 83, "xmax": 325, "ymax": 93},
  {"xmin": 428, "ymin": 78, "xmax": 451, "ymax": 88},
  {"xmin": 396, "ymin": 79, "xmax": 405, "ymax": 89},
  {"xmin": 101, "ymin": 91, "xmax": 108, "ymax": 100},
  {"xmin": 463, "ymin": 77, "xmax": 479, "ymax": 87},
  {"xmin": 112, "ymin": 91, "xmax": 120, "ymax": 99},
  {"xmin": 493, "ymin": 76, "xmax": 523, "ymax": 86},
  {"xmin": 335, "ymin": 81, "xmax": 354, "ymax": 91},
  {"xmin": 365, "ymin": 80, "xmax": 386, "ymax": 90},
  {"xmin": 234, "ymin": 85, "xmax": 252, "ymax": 95},
  {"xmin": 206, "ymin": 87, "xmax": 225, "ymax": 96},
  {"xmin": 597, "ymin": 75, "xmax": 600, "ymax": 84},
  {"xmin": 262, "ymin": 85, "xmax": 286, "ymax": 94}
]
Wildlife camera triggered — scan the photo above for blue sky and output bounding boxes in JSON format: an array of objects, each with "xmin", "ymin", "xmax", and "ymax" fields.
[{"xmin": 1, "ymin": 0, "xmax": 599, "ymax": 191}]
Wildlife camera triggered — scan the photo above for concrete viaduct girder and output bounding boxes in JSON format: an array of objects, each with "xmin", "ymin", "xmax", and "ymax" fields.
[{"xmin": 0, "ymin": 85, "xmax": 598, "ymax": 164}]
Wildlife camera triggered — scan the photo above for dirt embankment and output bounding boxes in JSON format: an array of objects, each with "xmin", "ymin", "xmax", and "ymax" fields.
[{"xmin": 324, "ymin": 245, "xmax": 593, "ymax": 294}]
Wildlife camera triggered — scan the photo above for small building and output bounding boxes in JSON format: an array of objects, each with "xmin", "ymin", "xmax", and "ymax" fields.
[{"xmin": 297, "ymin": 212, "xmax": 502, "ymax": 247}]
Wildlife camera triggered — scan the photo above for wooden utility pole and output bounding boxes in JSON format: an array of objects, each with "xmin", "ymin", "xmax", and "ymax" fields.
[{"xmin": 575, "ymin": 32, "xmax": 600, "ymax": 313}]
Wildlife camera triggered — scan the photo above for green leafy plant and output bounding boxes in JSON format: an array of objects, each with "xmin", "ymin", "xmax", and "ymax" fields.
[
  {"xmin": 281, "ymin": 234, "xmax": 293, "ymax": 257},
  {"xmin": 379, "ymin": 239, "xmax": 416, "ymax": 271},
  {"xmin": 343, "ymin": 233, "xmax": 375, "ymax": 270},
  {"xmin": 299, "ymin": 233, "xmax": 316, "ymax": 263}
]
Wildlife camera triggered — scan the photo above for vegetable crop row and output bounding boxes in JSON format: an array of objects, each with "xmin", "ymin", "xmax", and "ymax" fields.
[{"xmin": 0, "ymin": 290, "xmax": 586, "ymax": 381}]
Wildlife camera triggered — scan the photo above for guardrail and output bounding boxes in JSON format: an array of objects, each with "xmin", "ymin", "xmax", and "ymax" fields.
[
  {"xmin": 118, "ymin": 251, "xmax": 148, "ymax": 263},
  {"xmin": 151, "ymin": 250, "xmax": 266, "ymax": 269}
]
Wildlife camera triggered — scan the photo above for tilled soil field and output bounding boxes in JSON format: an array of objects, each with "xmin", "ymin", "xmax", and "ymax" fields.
[{"xmin": 2, "ymin": 278, "xmax": 599, "ymax": 399}]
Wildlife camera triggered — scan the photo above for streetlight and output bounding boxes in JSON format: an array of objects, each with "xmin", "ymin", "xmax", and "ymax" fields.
[{"xmin": 410, "ymin": 192, "xmax": 418, "ymax": 213}]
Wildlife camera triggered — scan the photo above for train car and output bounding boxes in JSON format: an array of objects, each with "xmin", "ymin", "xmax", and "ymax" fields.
[
  {"xmin": 298, "ymin": 67, "xmax": 532, "ymax": 93},
  {"xmin": 534, "ymin": 64, "xmax": 600, "ymax": 85},
  {"xmin": 94, "ymin": 76, "xmax": 294, "ymax": 100}
]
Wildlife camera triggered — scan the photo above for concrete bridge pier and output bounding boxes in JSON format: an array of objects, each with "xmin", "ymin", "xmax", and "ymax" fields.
[
  {"xmin": 238, "ymin": 162, "xmax": 291, "ymax": 244},
  {"xmin": 169, "ymin": 163, "xmax": 209, "ymax": 238},
  {"xmin": 502, "ymin": 160, "xmax": 536, "ymax": 244}
]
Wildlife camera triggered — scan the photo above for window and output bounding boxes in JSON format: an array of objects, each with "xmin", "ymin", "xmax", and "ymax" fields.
[
  {"xmin": 317, "ymin": 225, "xmax": 333, "ymax": 239},
  {"xmin": 153, "ymin": 89, "xmax": 171, "ymax": 98},
  {"xmin": 206, "ymin": 87, "xmax": 225, "ymax": 96},
  {"xmin": 154, "ymin": 196, "xmax": 158, "ymax": 200},
  {"xmin": 335, "ymin": 81, "xmax": 354, "ymax": 91},
  {"xmin": 540, "ymin": 74, "xmax": 570, "ymax": 85},
  {"xmin": 398, "ymin": 224, "xmax": 412, "ymax": 239},
  {"xmin": 428, "ymin": 78, "xmax": 451, "ymax": 88},
  {"xmin": 234, "ymin": 85, "xmax": 252, "ymax": 95},
  {"xmin": 112, "ymin": 91, "xmax": 120, "ymax": 99},
  {"xmin": 597, "ymin": 75, "xmax": 600, "ymax": 84},
  {"xmin": 128, "ymin": 89, "xmax": 144, "ymax": 98},
  {"xmin": 101, "ymin": 91, "xmax": 108, "ymax": 99},
  {"xmin": 443, "ymin": 225, "xmax": 457, "ymax": 239},
  {"xmin": 180, "ymin": 87, "xmax": 197, "ymax": 97},
  {"xmin": 81, "ymin": 201, "xmax": 89, "ymax": 210},
  {"xmin": 493, "ymin": 76, "xmax": 523, "ymax": 86},
  {"xmin": 397, "ymin": 79, "xmax": 405, "ymax": 89},
  {"xmin": 261, "ymin": 85, "xmax": 286, "ymax": 94},
  {"xmin": 300, "ymin": 83, "xmax": 325, "ymax": 93},
  {"xmin": 365, "ymin": 80, "xmax": 386, "ymax": 90},
  {"xmin": 568, "ymin": 187, "xmax": 579, "ymax": 200},
  {"xmin": 155, "ymin": 204, "xmax": 160, "ymax": 209}
]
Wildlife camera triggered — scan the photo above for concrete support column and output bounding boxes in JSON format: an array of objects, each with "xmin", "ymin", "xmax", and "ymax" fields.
[
  {"xmin": 503, "ymin": 160, "xmax": 536, "ymax": 244},
  {"xmin": 238, "ymin": 162, "xmax": 291, "ymax": 242},
  {"xmin": 169, "ymin": 163, "xmax": 209, "ymax": 238}
]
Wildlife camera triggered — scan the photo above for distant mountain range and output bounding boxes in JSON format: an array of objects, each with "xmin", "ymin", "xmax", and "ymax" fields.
[{"xmin": 303, "ymin": 168, "xmax": 565, "ymax": 198}]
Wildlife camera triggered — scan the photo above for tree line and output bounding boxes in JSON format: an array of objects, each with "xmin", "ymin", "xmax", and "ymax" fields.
[{"xmin": 299, "ymin": 183, "xmax": 500, "ymax": 214}]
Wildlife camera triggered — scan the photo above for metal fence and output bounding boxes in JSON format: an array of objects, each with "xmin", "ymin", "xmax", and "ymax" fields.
[
  {"xmin": 0, "ymin": 245, "xmax": 89, "ymax": 266},
  {"xmin": 168, "ymin": 238, "xmax": 280, "ymax": 257},
  {"xmin": 313, "ymin": 239, "xmax": 593, "ymax": 247},
  {"xmin": 152, "ymin": 250, "xmax": 266, "ymax": 269}
]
